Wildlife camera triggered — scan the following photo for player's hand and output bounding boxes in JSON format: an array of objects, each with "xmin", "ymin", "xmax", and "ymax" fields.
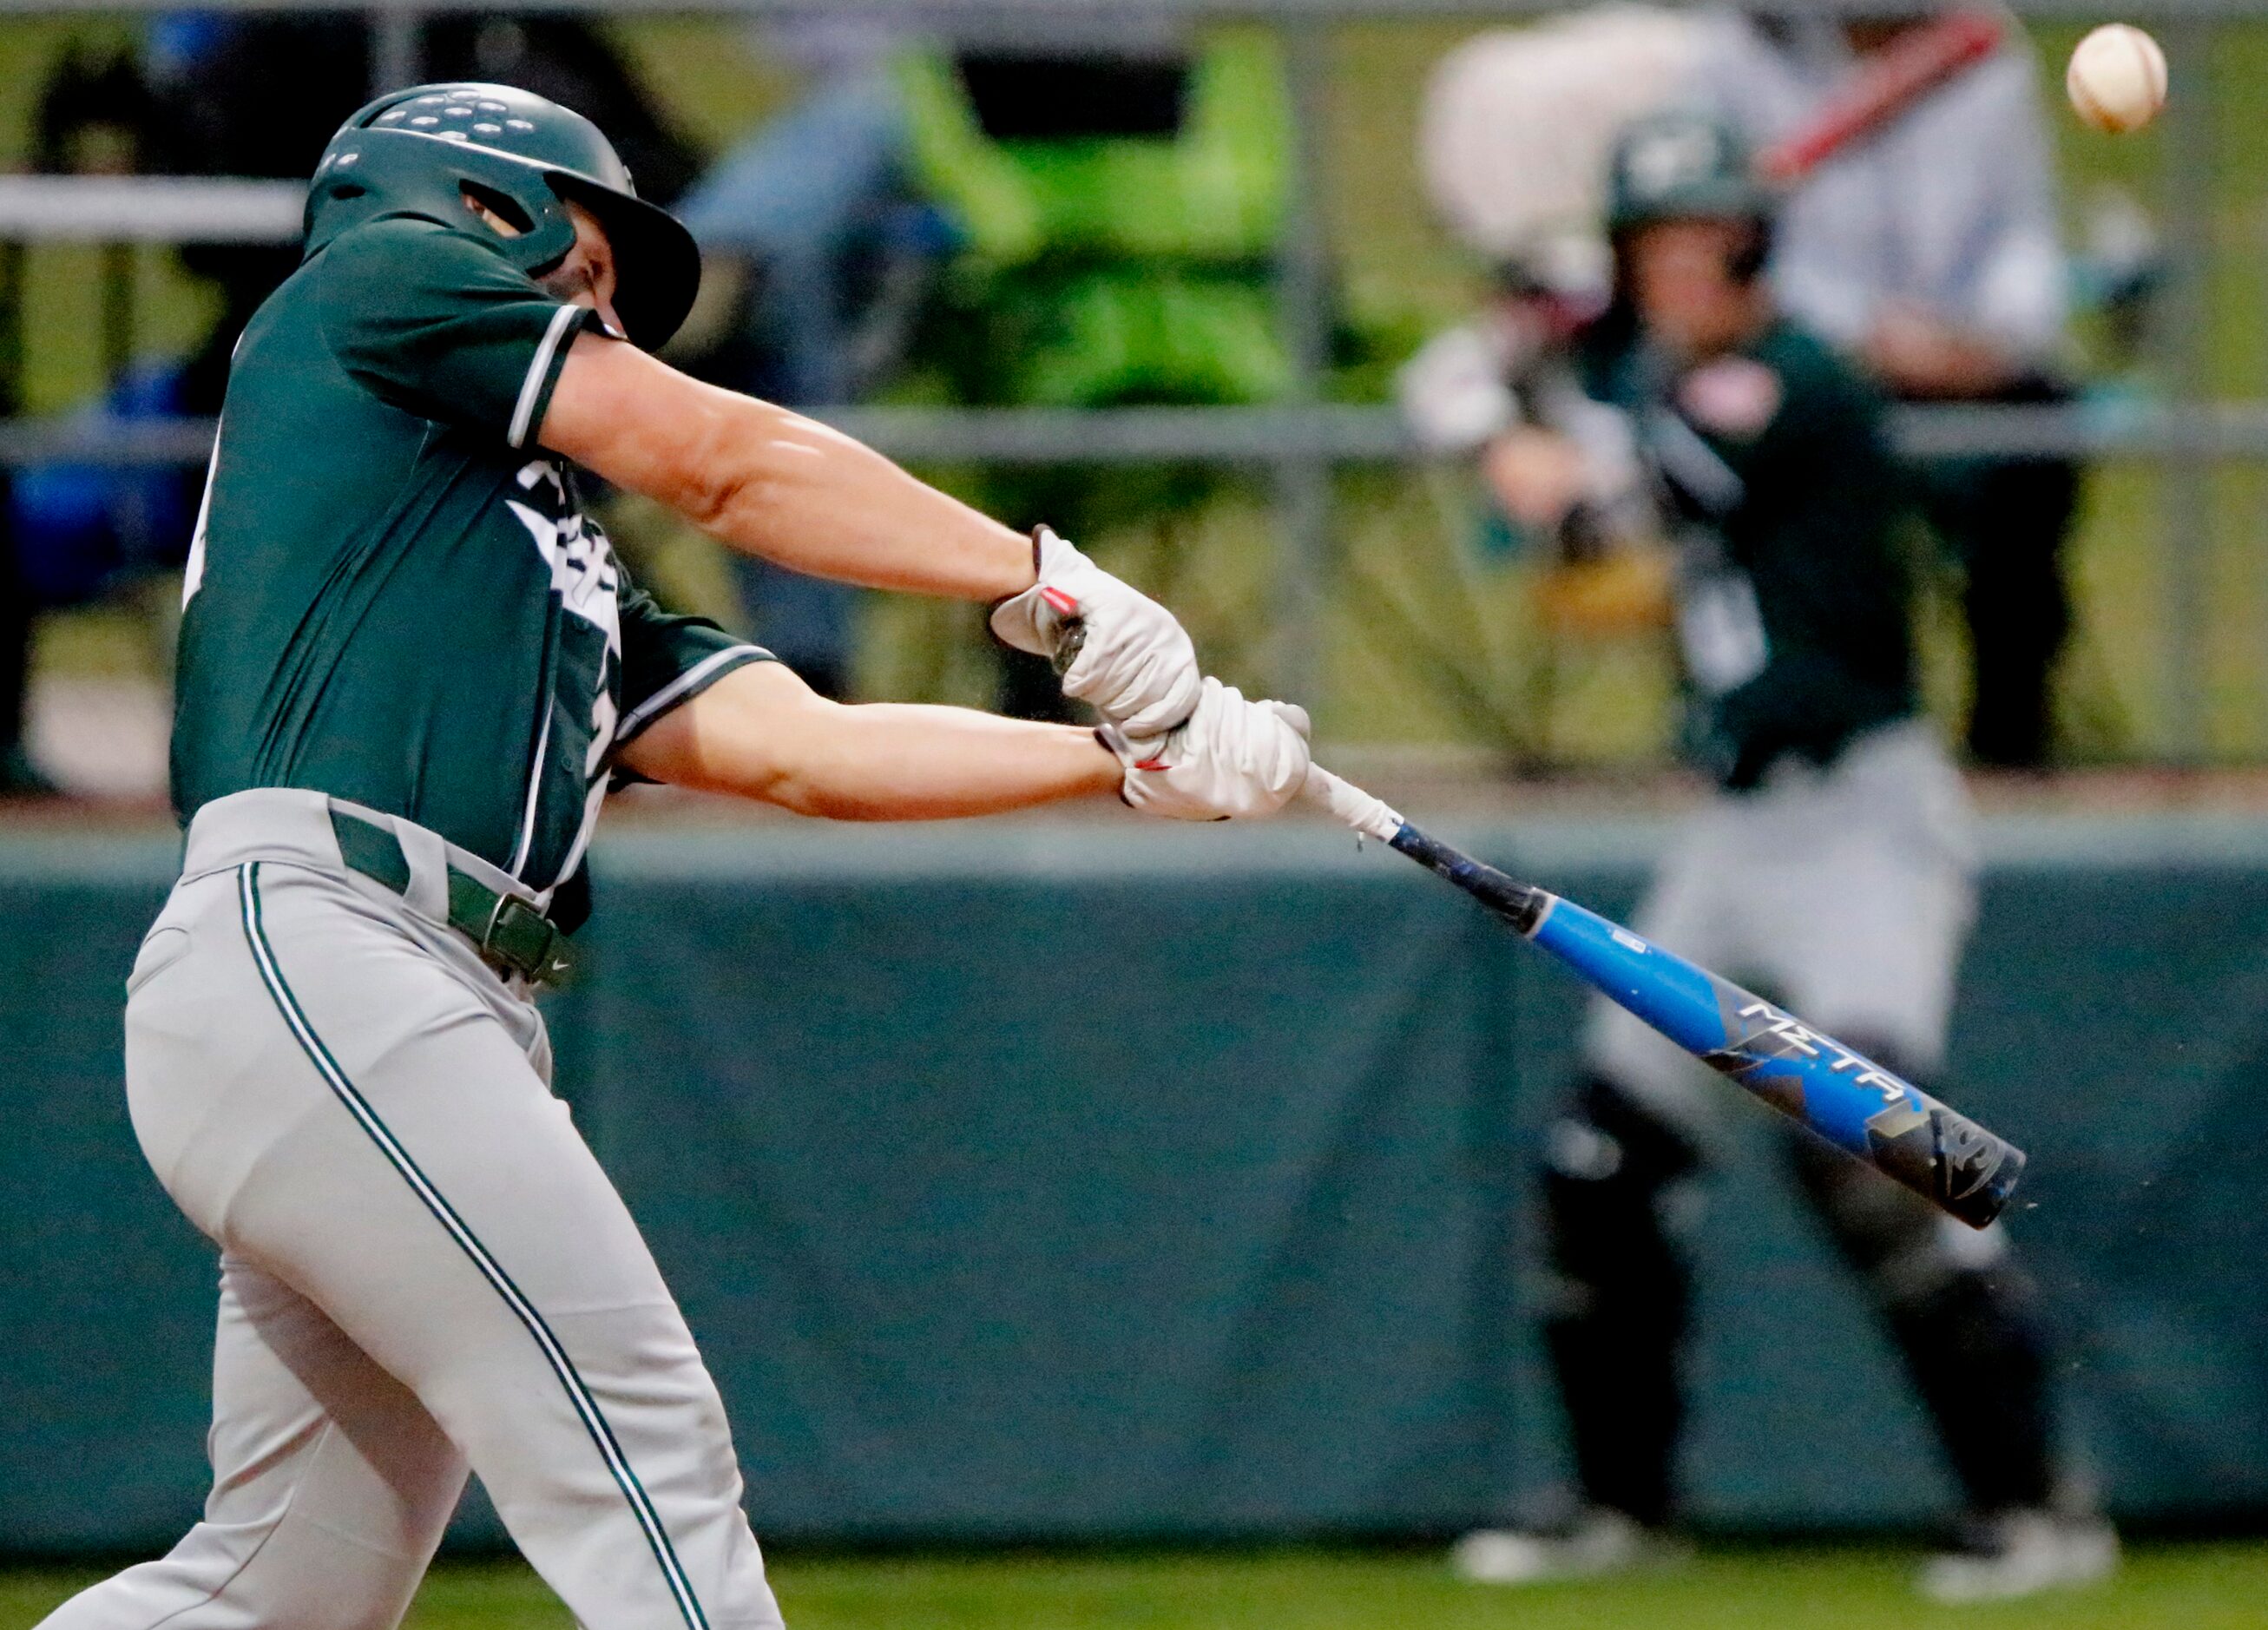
[
  {"xmin": 1482, "ymin": 426, "xmax": 1588, "ymax": 532},
  {"xmin": 1862, "ymin": 301, "xmax": 2018, "ymax": 398},
  {"xmin": 1101, "ymin": 677, "xmax": 1311, "ymax": 822},
  {"xmin": 989, "ymin": 527, "xmax": 1201, "ymax": 737},
  {"xmin": 1397, "ymin": 319, "xmax": 1520, "ymax": 452}
]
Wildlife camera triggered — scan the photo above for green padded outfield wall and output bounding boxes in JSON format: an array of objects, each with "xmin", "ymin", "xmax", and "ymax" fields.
[{"xmin": 3, "ymin": 815, "xmax": 2265, "ymax": 1554}]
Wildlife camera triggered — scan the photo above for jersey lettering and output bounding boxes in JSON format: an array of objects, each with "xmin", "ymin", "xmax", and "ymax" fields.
[
  {"xmin": 171, "ymin": 225, "xmax": 763, "ymax": 903},
  {"xmin": 1679, "ymin": 564, "xmax": 1770, "ymax": 695},
  {"xmin": 505, "ymin": 459, "xmax": 624, "ymax": 884},
  {"xmin": 509, "ymin": 462, "xmax": 622, "ymax": 654}
]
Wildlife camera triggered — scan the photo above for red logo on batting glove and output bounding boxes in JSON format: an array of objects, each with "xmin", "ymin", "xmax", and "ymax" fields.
[{"xmin": 1041, "ymin": 587, "xmax": 1081, "ymax": 616}]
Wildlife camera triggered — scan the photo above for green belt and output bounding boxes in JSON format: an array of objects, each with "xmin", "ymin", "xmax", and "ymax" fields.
[{"xmin": 328, "ymin": 808, "xmax": 575, "ymax": 988}]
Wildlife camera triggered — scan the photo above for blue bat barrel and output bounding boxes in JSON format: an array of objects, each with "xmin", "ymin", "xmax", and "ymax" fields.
[
  {"xmin": 1523, "ymin": 891, "xmax": 2025, "ymax": 1229},
  {"xmin": 1365, "ymin": 812, "xmax": 2026, "ymax": 1229}
]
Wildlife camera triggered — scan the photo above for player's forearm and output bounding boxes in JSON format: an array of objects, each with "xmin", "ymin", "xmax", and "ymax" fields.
[
  {"xmin": 543, "ymin": 336, "xmax": 1034, "ymax": 601},
  {"xmin": 1862, "ymin": 308, "xmax": 2024, "ymax": 399},
  {"xmin": 621, "ymin": 663, "xmax": 1119, "ymax": 820},
  {"xmin": 756, "ymin": 705, "xmax": 1119, "ymax": 820},
  {"xmin": 680, "ymin": 394, "xmax": 1035, "ymax": 598}
]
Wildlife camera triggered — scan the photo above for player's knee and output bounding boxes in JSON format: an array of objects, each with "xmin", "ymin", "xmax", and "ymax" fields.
[
  {"xmin": 1889, "ymin": 1257, "xmax": 2048, "ymax": 1365},
  {"xmin": 310, "ymin": 1589, "xmax": 430, "ymax": 1630},
  {"xmin": 223, "ymin": 1529, "xmax": 436, "ymax": 1630},
  {"xmin": 1541, "ymin": 1075, "xmax": 1703, "ymax": 1323},
  {"xmin": 621, "ymin": 1333, "xmax": 748, "ymax": 1506}
]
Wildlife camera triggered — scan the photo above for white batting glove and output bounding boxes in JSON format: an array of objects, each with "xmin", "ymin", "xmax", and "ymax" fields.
[
  {"xmin": 1397, "ymin": 319, "xmax": 1521, "ymax": 452},
  {"xmin": 1101, "ymin": 677, "xmax": 1312, "ymax": 822},
  {"xmin": 989, "ymin": 527, "xmax": 1202, "ymax": 737}
]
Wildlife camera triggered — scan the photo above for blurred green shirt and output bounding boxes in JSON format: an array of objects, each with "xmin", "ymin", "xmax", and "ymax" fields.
[{"xmin": 1581, "ymin": 314, "xmax": 1919, "ymax": 789}]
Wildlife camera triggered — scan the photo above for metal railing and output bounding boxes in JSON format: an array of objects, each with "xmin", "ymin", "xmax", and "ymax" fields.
[
  {"xmin": 0, "ymin": 0, "xmax": 2257, "ymax": 755},
  {"xmin": 18, "ymin": 399, "xmax": 2268, "ymax": 470}
]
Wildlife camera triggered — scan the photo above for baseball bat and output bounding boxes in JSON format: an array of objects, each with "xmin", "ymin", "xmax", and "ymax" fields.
[
  {"xmin": 1755, "ymin": 9, "xmax": 2006, "ymax": 185},
  {"xmin": 1301, "ymin": 764, "xmax": 2026, "ymax": 1229}
]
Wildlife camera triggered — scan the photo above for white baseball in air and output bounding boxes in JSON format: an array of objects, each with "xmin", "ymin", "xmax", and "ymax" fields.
[{"xmin": 2067, "ymin": 23, "xmax": 2168, "ymax": 134}]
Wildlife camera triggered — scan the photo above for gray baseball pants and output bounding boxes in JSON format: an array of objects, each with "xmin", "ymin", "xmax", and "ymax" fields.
[
  {"xmin": 39, "ymin": 788, "xmax": 784, "ymax": 1630},
  {"xmin": 1542, "ymin": 722, "xmax": 2067, "ymax": 1522},
  {"xmin": 1588, "ymin": 718, "xmax": 1982, "ymax": 1140}
]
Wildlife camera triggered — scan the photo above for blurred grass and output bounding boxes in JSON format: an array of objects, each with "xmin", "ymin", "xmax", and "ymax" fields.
[
  {"xmin": 0, "ymin": 16, "xmax": 2265, "ymax": 756},
  {"xmin": 8, "ymin": 1544, "xmax": 2268, "ymax": 1630}
]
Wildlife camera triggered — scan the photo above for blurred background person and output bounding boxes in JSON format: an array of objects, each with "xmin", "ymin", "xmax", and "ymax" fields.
[
  {"xmin": 902, "ymin": 25, "xmax": 1293, "ymax": 720},
  {"xmin": 663, "ymin": 16, "xmax": 915, "ymax": 699},
  {"xmin": 680, "ymin": 19, "xmax": 1293, "ymax": 718},
  {"xmin": 1441, "ymin": 111, "xmax": 2112, "ymax": 1602},
  {"xmin": 1690, "ymin": 7, "xmax": 2079, "ymax": 770},
  {"xmin": 676, "ymin": 17, "xmax": 917, "ymax": 415},
  {"xmin": 1412, "ymin": 5, "xmax": 2081, "ymax": 770},
  {"xmin": 0, "ymin": 44, "xmax": 184, "ymax": 799},
  {"xmin": 0, "ymin": 41, "xmax": 190, "ymax": 798},
  {"xmin": 0, "ymin": 16, "xmax": 701, "ymax": 801},
  {"xmin": 1403, "ymin": 5, "xmax": 1733, "ymax": 695}
]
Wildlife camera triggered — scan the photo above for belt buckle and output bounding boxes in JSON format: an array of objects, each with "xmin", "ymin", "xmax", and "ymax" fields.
[{"xmin": 481, "ymin": 893, "xmax": 572, "ymax": 987}]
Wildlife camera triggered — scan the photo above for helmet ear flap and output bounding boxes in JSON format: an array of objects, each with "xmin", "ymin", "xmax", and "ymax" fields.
[{"xmin": 459, "ymin": 181, "xmax": 535, "ymax": 238}]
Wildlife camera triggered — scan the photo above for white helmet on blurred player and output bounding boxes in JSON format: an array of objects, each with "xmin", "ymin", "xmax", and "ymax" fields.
[{"xmin": 1418, "ymin": 5, "xmax": 1704, "ymax": 284}]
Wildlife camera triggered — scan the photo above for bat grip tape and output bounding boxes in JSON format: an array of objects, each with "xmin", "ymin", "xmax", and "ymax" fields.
[{"xmin": 1300, "ymin": 765, "xmax": 1404, "ymax": 842}]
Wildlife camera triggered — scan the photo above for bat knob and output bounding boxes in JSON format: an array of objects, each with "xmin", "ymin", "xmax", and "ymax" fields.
[
  {"xmin": 1944, "ymin": 1133, "xmax": 2027, "ymax": 1230},
  {"xmin": 1870, "ymin": 1105, "xmax": 2028, "ymax": 1229},
  {"xmin": 1051, "ymin": 617, "xmax": 1086, "ymax": 679}
]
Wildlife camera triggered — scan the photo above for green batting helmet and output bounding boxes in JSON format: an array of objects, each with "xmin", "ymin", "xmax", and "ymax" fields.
[
  {"xmin": 304, "ymin": 82, "xmax": 700, "ymax": 348},
  {"xmin": 1605, "ymin": 111, "xmax": 1774, "ymax": 236}
]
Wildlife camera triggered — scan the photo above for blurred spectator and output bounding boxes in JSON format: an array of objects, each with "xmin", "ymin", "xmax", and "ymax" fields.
[
  {"xmin": 908, "ymin": 27, "xmax": 1293, "ymax": 719},
  {"xmin": 677, "ymin": 21, "xmax": 1295, "ymax": 716},
  {"xmin": 0, "ymin": 17, "xmax": 701, "ymax": 799},
  {"xmin": 677, "ymin": 20, "xmax": 916, "ymax": 409},
  {"xmin": 671, "ymin": 18, "xmax": 920, "ymax": 699},
  {"xmin": 1689, "ymin": 9, "xmax": 2080, "ymax": 768},
  {"xmin": 0, "ymin": 45, "xmax": 183, "ymax": 799}
]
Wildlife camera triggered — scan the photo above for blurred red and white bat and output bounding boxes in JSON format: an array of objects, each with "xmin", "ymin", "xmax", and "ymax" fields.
[
  {"xmin": 1407, "ymin": 8, "xmax": 2010, "ymax": 454},
  {"xmin": 1422, "ymin": 6, "xmax": 2009, "ymax": 266},
  {"xmin": 1754, "ymin": 9, "xmax": 2007, "ymax": 183}
]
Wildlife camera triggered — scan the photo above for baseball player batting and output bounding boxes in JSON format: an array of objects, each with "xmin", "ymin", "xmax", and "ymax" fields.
[
  {"xmin": 1438, "ymin": 112, "xmax": 2114, "ymax": 1602},
  {"xmin": 36, "ymin": 84, "xmax": 1309, "ymax": 1630}
]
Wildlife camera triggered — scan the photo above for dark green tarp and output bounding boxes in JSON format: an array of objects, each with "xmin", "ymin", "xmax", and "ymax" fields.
[{"xmin": 3, "ymin": 815, "xmax": 2264, "ymax": 1553}]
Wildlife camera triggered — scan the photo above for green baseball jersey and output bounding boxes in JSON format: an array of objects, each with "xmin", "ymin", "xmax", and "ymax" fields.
[
  {"xmin": 1578, "ymin": 316, "xmax": 1917, "ymax": 790},
  {"xmin": 172, "ymin": 214, "xmax": 769, "ymax": 929}
]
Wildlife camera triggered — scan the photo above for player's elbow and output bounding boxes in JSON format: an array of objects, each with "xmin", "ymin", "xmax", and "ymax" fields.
[
  {"xmin": 731, "ymin": 695, "xmax": 890, "ymax": 821},
  {"xmin": 673, "ymin": 400, "xmax": 844, "ymax": 545},
  {"xmin": 765, "ymin": 755, "xmax": 904, "ymax": 823},
  {"xmin": 781, "ymin": 789, "xmax": 902, "ymax": 823},
  {"xmin": 667, "ymin": 405, "xmax": 761, "ymax": 534}
]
